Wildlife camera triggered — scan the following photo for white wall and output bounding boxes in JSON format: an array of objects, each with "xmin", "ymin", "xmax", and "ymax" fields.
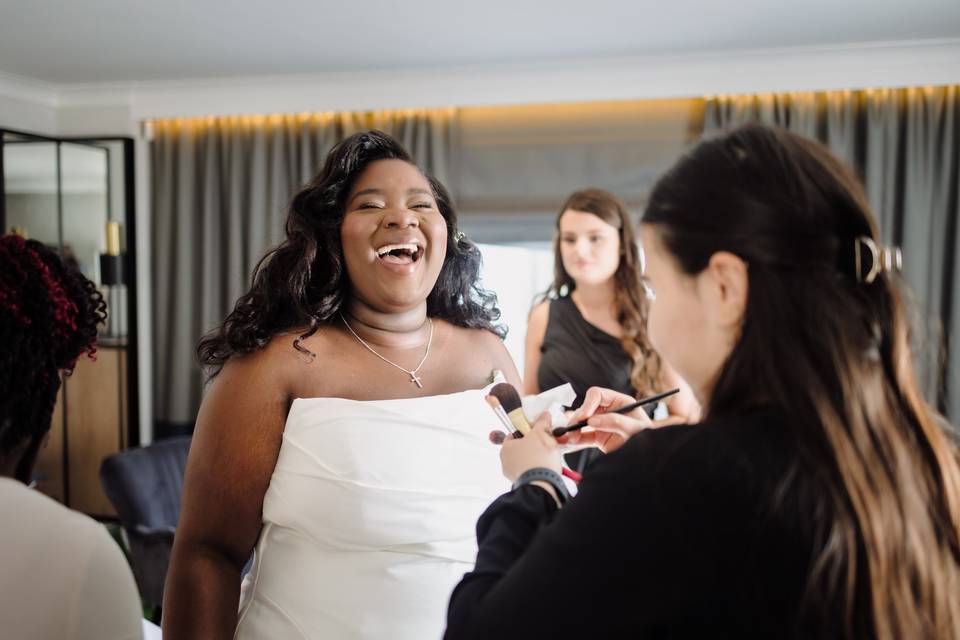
[
  {"xmin": 477, "ymin": 244, "xmax": 555, "ymax": 374},
  {"xmin": 2, "ymin": 38, "xmax": 958, "ymax": 443},
  {"xmin": 0, "ymin": 72, "xmax": 58, "ymax": 134}
]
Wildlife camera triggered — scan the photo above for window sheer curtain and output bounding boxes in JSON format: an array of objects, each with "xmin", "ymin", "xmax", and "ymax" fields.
[
  {"xmin": 704, "ymin": 87, "xmax": 960, "ymax": 420},
  {"xmin": 150, "ymin": 109, "xmax": 457, "ymax": 432}
]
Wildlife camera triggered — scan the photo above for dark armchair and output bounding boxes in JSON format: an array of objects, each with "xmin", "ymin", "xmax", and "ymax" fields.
[{"xmin": 100, "ymin": 436, "xmax": 191, "ymax": 609}]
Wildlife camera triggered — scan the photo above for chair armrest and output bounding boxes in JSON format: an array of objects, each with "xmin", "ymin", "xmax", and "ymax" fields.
[{"xmin": 124, "ymin": 525, "xmax": 176, "ymax": 607}]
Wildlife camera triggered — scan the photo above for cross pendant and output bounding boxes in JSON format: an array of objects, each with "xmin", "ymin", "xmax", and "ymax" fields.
[{"xmin": 410, "ymin": 372, "xmax": 423, "ymax": 388}]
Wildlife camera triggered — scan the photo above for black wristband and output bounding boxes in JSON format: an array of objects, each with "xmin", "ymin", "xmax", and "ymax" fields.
[{"xmin": 512, "ymin": 467, "xmax": 570, "ymax": 505}]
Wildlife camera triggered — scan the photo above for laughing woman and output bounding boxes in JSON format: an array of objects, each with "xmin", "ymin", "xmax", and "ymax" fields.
[{"xmin": 162, "ymin": 131, "xmax": 520, "ymax": 640}]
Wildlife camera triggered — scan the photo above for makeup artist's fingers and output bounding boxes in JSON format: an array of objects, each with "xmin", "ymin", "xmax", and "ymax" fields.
[
  {"xmin": 557, "ymin": 411, "xmax": 648, "ymax": 454},
  {"xmin": 588, "ymin": 412, "xmax": 650, "ymax": 441},
  {"xmin": 651, "ymin": 416, "xmax": 689, "ymax": 428},
  {"xmin": 532, "ymin": 412, "xmax": 553, "ymax": 434},
  {"xmin": 555, "ymin": 425, "xmax": 595, "ymax": 447},
  {"xmin": 499, "ymin": 413, "xmax": 562, "ymax": 482},
  {"xmin": 556, "ymin": 427, "xmax": 596, "ymax": 448},
  {"xmin": 570, "ymin": 386, "xmax": 639, "ymax": 424},
  {"xmin": 558, "ymin": 427, "xmax": 622, "ymax": 454}
]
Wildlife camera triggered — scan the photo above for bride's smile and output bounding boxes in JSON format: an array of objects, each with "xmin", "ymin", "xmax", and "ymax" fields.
[{"xmin": 341, "ymin": 158, "xmax": 448, "ymax": 311}]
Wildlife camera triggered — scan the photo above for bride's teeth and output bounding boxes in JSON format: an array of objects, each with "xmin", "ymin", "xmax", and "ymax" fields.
[{"xmin": 377, "ymin": 243, "xmax": 419, "ymax": 257}]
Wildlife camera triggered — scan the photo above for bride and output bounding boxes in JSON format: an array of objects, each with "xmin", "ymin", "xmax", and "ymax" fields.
[{"xmin": 162, "ymin": 131, "xmax": 520, "ymax": 639}]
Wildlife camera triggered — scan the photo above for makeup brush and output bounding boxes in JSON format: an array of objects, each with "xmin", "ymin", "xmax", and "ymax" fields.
[
  {"xmin": 485, "ymin": 395, "xmax": 520, "ymax": 439},
  {"xmin": 488, "ymin": 383, "xmax": 582, "ymax": 483},
  {"xmin": 488, "ymin": 383, "xmax": 532, "ymax": 436},
  {"xmin": 551, "ymin": 388, "xmax": 680, "ymax": 437}
]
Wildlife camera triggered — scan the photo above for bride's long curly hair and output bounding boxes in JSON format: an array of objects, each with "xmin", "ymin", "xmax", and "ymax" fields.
[{"xmin": 198, "ymin": 130, "xmax": 503, "ymax": 374}]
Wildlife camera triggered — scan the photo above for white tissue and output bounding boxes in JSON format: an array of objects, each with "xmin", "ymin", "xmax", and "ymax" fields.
[{"xmin": 520, "ymin": 383, "xmax": 576, "ymax": 428}]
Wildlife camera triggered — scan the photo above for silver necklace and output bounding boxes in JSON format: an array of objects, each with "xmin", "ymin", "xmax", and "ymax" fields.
[{"xmin": 339, "ymin": 312, "xmax": 434, "ymax": 388}]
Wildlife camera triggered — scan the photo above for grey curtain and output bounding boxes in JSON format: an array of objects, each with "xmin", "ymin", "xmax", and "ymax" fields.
[
  {"xmin": 150, "ymin": 109, "xmax": 458, "ymax": 430},
  {"xmin": 704, "ymin": 87, "xmax": 960, "ymax": 419}
]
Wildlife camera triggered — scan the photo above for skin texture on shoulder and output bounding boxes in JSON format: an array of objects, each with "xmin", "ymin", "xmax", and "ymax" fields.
[{"xmin": 450, "ymin": 323, "xmax": 522, "ymax": 390}]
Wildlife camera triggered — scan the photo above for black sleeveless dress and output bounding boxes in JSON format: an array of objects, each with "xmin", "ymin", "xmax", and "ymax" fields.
[{"xmin": 536, "ymin": 296, "xmax": 639, "ymax": 473}]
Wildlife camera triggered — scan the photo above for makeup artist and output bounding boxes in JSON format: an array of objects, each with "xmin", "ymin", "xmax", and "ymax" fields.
[
  {"xmin": 444, "ymin": 125, "xmax": 960, "ymax": 639},
  {"xmin": 523, "ymin": 188, "xmax": 697, "ymax": 474}
]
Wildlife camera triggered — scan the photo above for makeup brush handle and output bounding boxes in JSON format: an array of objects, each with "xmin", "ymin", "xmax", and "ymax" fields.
[{"xmin": 551, "ymin": 388, "xmax": 680, "ymax": 437}]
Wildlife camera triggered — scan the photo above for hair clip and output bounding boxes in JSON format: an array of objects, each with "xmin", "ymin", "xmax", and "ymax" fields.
[
  {"xmin": 454, "ymin": 230, "xmax": 466, "ymax": 243},
  {"xmin": 854, "ymin": 236, "xmax": 902, "ymax": 284}
]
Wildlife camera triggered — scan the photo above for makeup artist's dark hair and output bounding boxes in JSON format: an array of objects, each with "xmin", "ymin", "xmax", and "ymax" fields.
[
  {"xmin": 0, "ymin": 235, "xmax": 106, "ymax": 481},
  {"xmin": 644, "ymin": 124, "xmax": 960, "ymax": 638},
  {"xmin": 198, "ymin": 130, "xmax": 503, "ymax": 373},
  {"xmin": 543, "ymin": 188, "xmax": 661, "ymax": 394}
]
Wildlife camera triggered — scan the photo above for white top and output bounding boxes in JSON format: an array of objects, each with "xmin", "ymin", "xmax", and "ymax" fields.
[
  {"xmin": 0, "ymin": 477, "xmax": 143, "ymax": 640},
  {"xmin": 235, "ymin": 384, "xmax": 510, "ymax": 640}
]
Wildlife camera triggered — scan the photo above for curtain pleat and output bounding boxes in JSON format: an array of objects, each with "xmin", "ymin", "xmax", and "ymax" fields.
[{"xmin": 704, "ymin": 86, "xmax": 960, "ymax": 419}]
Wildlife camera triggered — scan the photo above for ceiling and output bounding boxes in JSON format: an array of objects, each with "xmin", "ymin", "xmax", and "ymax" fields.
[{"xmin": 0, "ymin": 0, "xmax": 957, "ymax": 85}]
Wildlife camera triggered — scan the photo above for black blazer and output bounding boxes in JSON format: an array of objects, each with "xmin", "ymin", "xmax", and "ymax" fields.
[{"xmin": 445, "ymin": 408, "xmax": 823, "ymax": 639}]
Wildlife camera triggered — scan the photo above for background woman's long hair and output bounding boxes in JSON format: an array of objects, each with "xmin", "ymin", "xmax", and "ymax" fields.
[
  {"xmin": 198, "ymin": 130, "xmax": 503, "ymax": 374},
  {"xmin": 544, "ymin": 188, "xmax": 661, "ymax": 395},
  {"xmin": 644, "ymin": 124, "xmax": 960, "ymax": 638}
]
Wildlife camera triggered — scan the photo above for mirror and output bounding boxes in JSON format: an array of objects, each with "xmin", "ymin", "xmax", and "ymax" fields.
[
  {"xmin": 2, "ymin": 134, "xmax": 125, "ymax": 336},
  {"xmin": 60, "ymin": 141, "xmax": 110, "ymax": 285},
  {"xmin": 2, "ymin": 132, "xmax": 60, "ymax": 246}
]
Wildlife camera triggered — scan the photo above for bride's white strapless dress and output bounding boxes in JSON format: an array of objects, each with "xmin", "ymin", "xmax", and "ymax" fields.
[{"xmin": 234, "ymin": 384, "xmax": 510, "ymax": 640}]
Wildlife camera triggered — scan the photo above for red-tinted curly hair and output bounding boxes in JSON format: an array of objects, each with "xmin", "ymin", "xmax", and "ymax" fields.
[{"xmin": 0, "ymin": 235, "xmax": 106, "ymax": 478}]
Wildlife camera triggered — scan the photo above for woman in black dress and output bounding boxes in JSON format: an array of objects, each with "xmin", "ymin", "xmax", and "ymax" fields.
[{"xmin": 524, "ymin": 188, "xmax": 698, "ymax": 472}]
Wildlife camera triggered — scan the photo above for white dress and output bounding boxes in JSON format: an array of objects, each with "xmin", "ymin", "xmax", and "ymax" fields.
[{"xmin": 235, "ymin": 383, "xmax": 510, "ymax": 640}]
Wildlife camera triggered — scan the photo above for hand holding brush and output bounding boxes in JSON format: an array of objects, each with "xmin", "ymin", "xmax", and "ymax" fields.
[
  {"xmin": 552, "ymin": 388, "xmax": 680, "ymax": 437},
  {"xmin": 551, "ymin": 386, "xmax": 679, "ymax": 455},
  {"xmin": 486, "ymin": 383, "xmax": 582, "ymax": 483}
]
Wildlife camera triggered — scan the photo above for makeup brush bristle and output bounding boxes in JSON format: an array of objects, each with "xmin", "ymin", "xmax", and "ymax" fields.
[{"xmin": 489, "ymin": 382, "xmax": 523, "ymax": 413}]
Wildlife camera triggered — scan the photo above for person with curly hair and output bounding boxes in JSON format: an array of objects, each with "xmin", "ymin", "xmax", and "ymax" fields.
[
  {"xmin": 0, "ymin": 234, "xmax": 143, "ymax": 639},
  {"xmin": 163, "ymin": 130, "xmax": 520, "ymax": 639}
]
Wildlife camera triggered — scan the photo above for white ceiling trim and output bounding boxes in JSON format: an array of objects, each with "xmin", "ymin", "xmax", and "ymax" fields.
[
  {"xmin": 0, "ymin": 70, "xmax": 60, "ymax": 109},
  {"xmin": 74, "ymin": 39, "xmax": 960, "ymax": 120},
  {"xmin": 5, "ymin": 38, "xmax": 959, "ymax": 126}
]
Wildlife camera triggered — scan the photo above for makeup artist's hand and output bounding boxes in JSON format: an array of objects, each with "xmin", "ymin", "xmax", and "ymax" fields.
[
  {"xmin": 558, "ymin": 386, "xmax": 653, "ymax": 454},
  {"xmin": 498, "ymin": 413, "xmax": 563, "ymax": 482}
]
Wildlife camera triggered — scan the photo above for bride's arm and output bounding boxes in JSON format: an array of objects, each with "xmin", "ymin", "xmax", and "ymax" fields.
[{"xmin": 162, "ymin": 345, "xmax": 289, "ymax": 639}]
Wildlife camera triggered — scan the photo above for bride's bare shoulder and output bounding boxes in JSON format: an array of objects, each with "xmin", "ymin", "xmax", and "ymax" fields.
[
  {"xmin": 439, "ymin": 321, "xmax": 521, "ymax": 387},
  {"xmin": 216, "ymin": 324, "xmax": 343, "ymax": 386}
]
